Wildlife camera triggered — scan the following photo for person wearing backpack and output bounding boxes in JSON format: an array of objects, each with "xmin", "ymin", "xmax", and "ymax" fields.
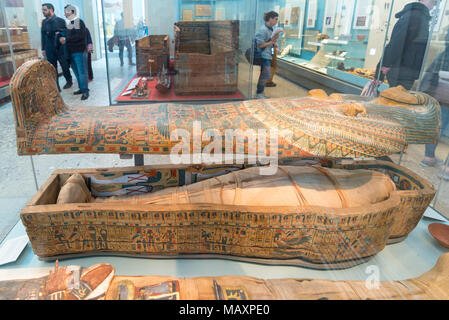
[{"xmin": 254, "ymin": 11, "xmax": 279, "ymax": 99}]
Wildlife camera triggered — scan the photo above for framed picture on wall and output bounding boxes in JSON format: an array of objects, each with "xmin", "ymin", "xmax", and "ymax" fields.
[
  {"xmin": 291, "ymin": 6, "xmax": 300, "ymax": 25},
  {"xmin": 214, "ymin": 8, "xmax": 226, "ymax": 20},
  {"xmin": 353, "ymin": 0, "xmax": 371, "ymax": 29},
  {"xmin": 284, "ymin": 5, "xmax": 291, "ymax": 26},
  {"xmin": 183, "ymin": 9, "xmax": 194, "ymax": 21},
  {"xmin": 307, "ymin": 0, "xmax": 317, "ymax": 28},
  {"xmin": 280, "ymin": 7, "xmax": 286, "ymax": 24},
  {"xmin": 303, "ymin": 29, "xmax": 320, "ymax": 51},
  {"xmin": 323, "ymin": 0, "xmax": 337, "ymax": 30},
  {"xmin": 195, "ymin": 4, "xmax": 212, "ymax": 17},
  {"xmin": 335, "ymin": 0, "xmax": 355, "ymax": 36},
  {"xmin": 284, "ymin": 28, "xmax": 299, "ymax": 39},
  {"xmin": 356, "ymin": 16, "xmax": 367, "ymax": 27}
]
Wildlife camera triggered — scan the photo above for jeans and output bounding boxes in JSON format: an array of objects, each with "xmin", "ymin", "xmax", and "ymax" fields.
[
  {"xmin": 425, "ymin": 104, "xmax": 449, "ymax": 158},
  {"xmin": 257, "ymin": 58, "xmax": 272, "ymax": 94},
  {"xmin": 118, "ymin": 39, "xmax": 133, "ymax": 64},
  {"xmin": 70, "ymin": 52, "xmax": 89, "ymax": 94}
]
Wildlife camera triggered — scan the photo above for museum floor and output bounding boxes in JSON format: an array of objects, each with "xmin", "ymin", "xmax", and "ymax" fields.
[{"xmin": 0, "ymin": 55, "xmax": 448, "ymax": 273}]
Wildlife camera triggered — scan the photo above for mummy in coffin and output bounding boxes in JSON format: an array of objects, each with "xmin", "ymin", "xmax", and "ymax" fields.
[{"xmin": 21, "ymin": 159, "xmax": 435, "ymax": 268}]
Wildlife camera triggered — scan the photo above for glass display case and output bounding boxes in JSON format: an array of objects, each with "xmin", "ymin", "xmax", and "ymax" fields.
[
  {"xmin": 415, "ymin": 0, "xmax": 449, "ymax": 219},
  {"xmin": 265, "ymin": 0, "xmax": 398, "ymax": 90},
  {"xmin": 0, "ymin": 2, "xmax": 14, "ymax": 101},
  {"xmin": 102, "ymin": 0, "xmax": 258, "ymax": 104},
  {"xmin": 0, "ymin": 0, "xmax": 40, "ymax": 249},
  {"xmin": 0, "ymin": 0, "xmax": 449, "ymax": 304},
  {"xmin": 0, "ymin": 0, "xmax": 40, "ymax": 101}
]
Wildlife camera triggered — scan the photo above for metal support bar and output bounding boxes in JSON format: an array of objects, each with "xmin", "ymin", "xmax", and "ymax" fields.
[
  {"xmin": 134, "ymin": 154, "xmax": 144, "ymax": 166},
  {"xmin": 398, "ymin": 146, "xmax": 405, "ymax": 165},
  {"xmin": 30, "ymin": 156, "xmax": 39, "ymax": 191}
]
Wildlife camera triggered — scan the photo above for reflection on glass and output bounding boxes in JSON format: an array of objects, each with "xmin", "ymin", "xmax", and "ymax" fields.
[
  {"xmin": 267, "ymin": 0, "xmax": 394, "ymax": 90},
  {"xmin": 418, "ymin": 0, "xmax": 449, "ymax": 219},
  {"xmin": 103, "ymin": 0, "xmax": 148, "ymax": 102},
  {"xmin": 103, "ymin": 0, "xmax": 255, "ymax": 104},
  {"xmin": 0, "ymin": 1, "xmax": 42, "ymax": 244},
  {"xmin": 0, "ymin": 5, "xmax": 15, "ymax": 101},
  {"xmin": 0, "ymin": 0, "xmax": 40, "ymax": 103}
]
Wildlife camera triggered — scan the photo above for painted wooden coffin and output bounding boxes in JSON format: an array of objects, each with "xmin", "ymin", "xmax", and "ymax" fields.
[
  {"xmin": 20, "ymin": 159, "xmax": 434, "ymax": 269},
  {"xmin": 2, "ymin": 253, "xmax": 449, "ymax": 300},
  {"xmin": 105, "ymin": 253, "xmax": 449, "ymax": 300},
  {"xmin": 10, "ymin": 60, "xmax": 440, "ymax": 158}
]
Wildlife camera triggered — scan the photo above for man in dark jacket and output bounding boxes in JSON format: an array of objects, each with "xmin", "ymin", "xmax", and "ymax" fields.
[
  {"xmin": 377, "ymin": 0, "xmax": 436, "ymax": 90},
  {"xmin": 41, "ymin": 3, "xmax": 72, "ymax": 91},
  {"xmin": 62, "ymin": 5, "xmax": 89, "ymax": 100}
]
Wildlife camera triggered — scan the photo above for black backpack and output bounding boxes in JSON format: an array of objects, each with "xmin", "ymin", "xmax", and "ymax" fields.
[{"xmin": 245, "ymin": 39, "xmax": 263, "ymax": 66}]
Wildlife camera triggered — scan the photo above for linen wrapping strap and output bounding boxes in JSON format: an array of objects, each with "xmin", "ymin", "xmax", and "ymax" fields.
[
  {"xmin": 193, "ymin": 176, "xmax": 234, "ymax": 205},
  {"xmin": 170, "ymin": 174, "xmax": 240, "ymax": 205},
  {"xmin": 311, "ymin": 165, "xmax": 348, "ymax": 209},
  {"xmin": 277, "ymin": 166, "xmax": 348, "ymax": 209},
  {"xmin": 278, "ymin": 166, "xmax": 308, "ymax": 206},
  {"xmin": 232, "ymin": 172, "xmax": 242, "ymax": 205},
  {"xmin": 172, "ymin": 185, "xmax": 191, "ymax": 204},
  {"xmin": 213, "ymin": 177, "xmax": 225, "ymax": 204}
]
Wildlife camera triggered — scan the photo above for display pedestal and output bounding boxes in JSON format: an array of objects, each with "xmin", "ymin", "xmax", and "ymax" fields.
[{"xmin": 116, "ymin": 74, "xmax": 246, "ymax": 103}]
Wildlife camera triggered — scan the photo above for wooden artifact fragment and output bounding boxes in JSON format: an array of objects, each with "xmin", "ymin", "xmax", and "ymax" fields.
[
  {"xmin": 130, "ymin": 78, "xmax": 149, "ymax": 99},
  {"xmin": 155, "ymin": 64, "xmax": 171, "ymax": 94},
  {"xmin": 105, "ymin": 253, "xmax": 449, "ymax": 300}
]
